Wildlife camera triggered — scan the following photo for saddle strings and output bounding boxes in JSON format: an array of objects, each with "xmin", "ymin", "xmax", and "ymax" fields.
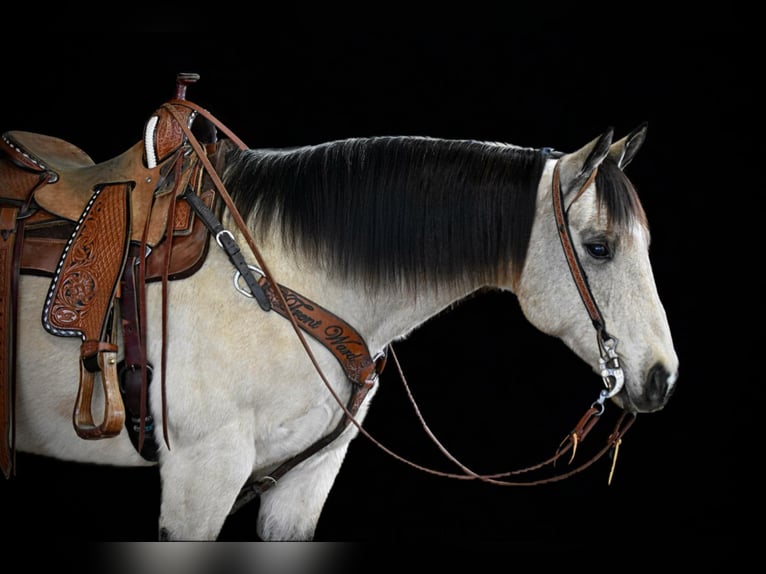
[{"xmin": 162, "ymin": 101, "xmax": 633, "ymax": 486}]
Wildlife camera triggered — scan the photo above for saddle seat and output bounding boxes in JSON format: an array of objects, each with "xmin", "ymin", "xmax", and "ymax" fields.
[
  {"xmin": 1, "ymin": 130, "xmax": 95, "ymax": 179},
  {"xmin": 4, "ymin": 131, "xmax": 146, "ymax": 224}
]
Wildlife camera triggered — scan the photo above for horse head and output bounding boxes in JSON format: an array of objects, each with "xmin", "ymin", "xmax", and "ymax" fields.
[{"xmin": 516, "ymin": 124, "xmax": 678, "ymax": 413}]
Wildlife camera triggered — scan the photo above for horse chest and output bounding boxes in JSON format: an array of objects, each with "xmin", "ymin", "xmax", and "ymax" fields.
[{"xmin": 252, "ymin": 389, "xmax": 360, "ymax": 468}]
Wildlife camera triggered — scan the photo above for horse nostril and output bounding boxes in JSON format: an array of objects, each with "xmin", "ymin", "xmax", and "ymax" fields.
[{"xmin": 646, "ymin": 362, "xmax": 675, "ymax": 404}]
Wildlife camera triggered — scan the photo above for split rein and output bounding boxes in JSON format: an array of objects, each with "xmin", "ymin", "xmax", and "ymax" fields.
[{"xmin": 165, "ymin": 101, "xmax": 636, "ymax": 488}]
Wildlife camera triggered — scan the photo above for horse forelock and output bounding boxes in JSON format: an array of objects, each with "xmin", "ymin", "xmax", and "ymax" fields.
[
  {"xmin": 221, "ymin": 136, "xmax": 547, "ymax": 292},
  {"xmin": 594, "ymin": 157, "xmax": 649, "ymax": 241}
]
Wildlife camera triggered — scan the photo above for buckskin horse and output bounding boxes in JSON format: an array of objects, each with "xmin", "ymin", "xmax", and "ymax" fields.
[{"xmin": 0, "ymin": 74, "xmax": 678, "ymax": 540}]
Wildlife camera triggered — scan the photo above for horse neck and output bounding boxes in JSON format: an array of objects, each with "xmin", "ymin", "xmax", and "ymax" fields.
[
  {"xmin": 234, "ymin": 230, "xmax": 481, "ymax": 356},
  {"xmin": 351, "ymin": 283, "xmax": 481, "ymax": 353}
]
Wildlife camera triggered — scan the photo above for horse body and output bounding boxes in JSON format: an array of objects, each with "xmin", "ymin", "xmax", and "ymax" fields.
[{"xmin": 10, "ymin": 125, "xmax": 678, "ymax": 540}]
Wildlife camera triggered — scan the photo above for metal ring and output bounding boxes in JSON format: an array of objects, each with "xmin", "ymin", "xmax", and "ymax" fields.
[
  {"xmin": 233, "ymin": 264, "xmax": 265, "ymax": 298},
  {"xmin": 591, "ymin": 397, "xmax": 606, "ymax": 414}
]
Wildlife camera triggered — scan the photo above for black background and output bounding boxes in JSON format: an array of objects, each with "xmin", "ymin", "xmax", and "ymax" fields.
[{"xmin": 1, "ymin": 5, "xmax": 757, "ymax": 560}]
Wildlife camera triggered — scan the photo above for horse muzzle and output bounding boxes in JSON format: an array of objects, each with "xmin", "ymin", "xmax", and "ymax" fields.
[{"xmin": 617, "ymin": 362, "xmax": 678, "ymax": 413}]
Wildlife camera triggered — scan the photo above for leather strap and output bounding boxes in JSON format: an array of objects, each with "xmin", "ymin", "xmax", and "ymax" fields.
[
  {"xmin": 0, "ymin": 157, "xmax": 47, "ymax": 477},
  {"xmin": 118, "ymin": 244, "xmax": 159, "ymax": 460},
  {"xmin": 0, "ymin": 205, "xmax": 20, "ymax": 477},
  {"xmin": 551, "ymin": 162, "xmax": 607, "ymax": 336},
  {"xmin": 257, "ymin": 278, "xmax": 380, "ymax": 385},
  {"xmin": 183, "ymin": 190, "xmax": 270, "ymax": 311}
]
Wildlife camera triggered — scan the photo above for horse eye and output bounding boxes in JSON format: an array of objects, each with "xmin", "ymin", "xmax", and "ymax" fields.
[{"xmin": 584, "ymin": 242, "xmax": 611, "ymax": 259}]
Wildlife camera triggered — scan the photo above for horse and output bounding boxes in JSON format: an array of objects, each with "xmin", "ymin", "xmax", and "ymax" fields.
[{"xmin": 2, "ymin": 83, "xmax": 678, "ymax": 541}]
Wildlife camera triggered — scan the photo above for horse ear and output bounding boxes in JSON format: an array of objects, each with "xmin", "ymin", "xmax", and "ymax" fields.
[
  {"xmin": 557, "ymin": 127, "xmax": 613, "ymax": 197},
  {"xmin": 608, "ymin": 122, "xmax": 647, "ymax": 170}
]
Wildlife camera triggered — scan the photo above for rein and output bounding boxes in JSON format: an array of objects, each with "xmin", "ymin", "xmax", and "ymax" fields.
[{"xmin": 161, "ymin": 97, "xmax": 635, "ymax": 499}]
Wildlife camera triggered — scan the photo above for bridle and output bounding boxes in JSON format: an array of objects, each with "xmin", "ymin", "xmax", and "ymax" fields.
[{"xmin": 158, "ymin": 93, "xmax": 635, "ymax": 503}]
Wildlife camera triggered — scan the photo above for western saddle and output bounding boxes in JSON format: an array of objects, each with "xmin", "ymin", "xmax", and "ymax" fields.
[{"xmin": 0, "ymin": 73, "xmax": 227, "ymax": 477}]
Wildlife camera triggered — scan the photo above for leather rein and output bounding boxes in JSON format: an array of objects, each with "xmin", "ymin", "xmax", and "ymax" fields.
[{"xmin": 162, "ymin": 101, "xmax": 635, "ymax": 502}]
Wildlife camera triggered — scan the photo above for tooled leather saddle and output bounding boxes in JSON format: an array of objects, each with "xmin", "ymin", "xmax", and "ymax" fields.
[{"xmin": 0, "ymin": 73, "xmax": 227, "ymax": 477}]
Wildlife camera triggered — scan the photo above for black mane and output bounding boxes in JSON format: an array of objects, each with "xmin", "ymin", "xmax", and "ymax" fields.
[{"xmin": 220, "ymin": 136, "xmax": 547, "ymax": 292}]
